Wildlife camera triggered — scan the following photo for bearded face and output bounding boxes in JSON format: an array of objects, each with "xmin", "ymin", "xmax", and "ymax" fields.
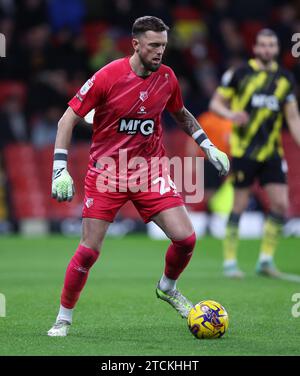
[{"xmin": 133, "ymin": 30, "xmax": 168, "ymax": 73}]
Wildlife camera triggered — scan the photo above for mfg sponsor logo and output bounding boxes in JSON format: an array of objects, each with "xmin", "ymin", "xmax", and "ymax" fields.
[{"xmin": 118, "ymin": 118, "xmax": 155, "ymax": 136}]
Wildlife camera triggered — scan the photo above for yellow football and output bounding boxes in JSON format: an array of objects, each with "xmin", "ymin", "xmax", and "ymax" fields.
[{"xmin": 187, "ymin": 300, "xmax": 229, "ymax": 339}]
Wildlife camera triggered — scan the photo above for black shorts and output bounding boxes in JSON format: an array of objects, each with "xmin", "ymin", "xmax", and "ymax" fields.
[
  {"xmin": 204, "ymin": 159, "xmax": 223, "ymax": 189},
  {"xmin": 231, "ymin": 157, "xmax": 287, "ymax": 188}
]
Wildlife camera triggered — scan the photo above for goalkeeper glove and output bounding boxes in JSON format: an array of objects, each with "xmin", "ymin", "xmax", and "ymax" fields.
[
  {"xmin": 52, "ymin": 149, "xmax": 75, "ymax": 202},
  {"xmin": 193, "ymin": 130, "xmax": 230, "ymax": 176}
]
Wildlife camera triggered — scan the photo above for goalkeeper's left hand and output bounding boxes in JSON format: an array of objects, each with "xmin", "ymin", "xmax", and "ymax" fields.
[{"xmin": 200, "ymin": 139, "xmax": 230, "ymax": 176}]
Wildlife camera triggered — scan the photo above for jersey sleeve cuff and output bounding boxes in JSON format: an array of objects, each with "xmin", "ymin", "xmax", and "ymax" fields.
[{"xmin": 68, "ymin": 98, "xmax": 86, "ymax": 118}]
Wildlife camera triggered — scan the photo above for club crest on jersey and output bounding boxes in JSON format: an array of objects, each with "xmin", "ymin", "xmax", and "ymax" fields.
[
  {"xmin": 118, "ymin": 118, "xmax": 154, "ymax": 136},
  {"xmin": 139, "ymin": 91, "xmax": 148, "ymax": 102}
]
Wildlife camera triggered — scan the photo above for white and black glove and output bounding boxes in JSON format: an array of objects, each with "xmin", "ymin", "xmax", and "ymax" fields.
[
  {"xmin": 193, "ymin": 130, "xmax": 230, "ymax": 176},
  {"xmin": 51, "ymin": 149, "xmax": 75, "ymax": 202}
]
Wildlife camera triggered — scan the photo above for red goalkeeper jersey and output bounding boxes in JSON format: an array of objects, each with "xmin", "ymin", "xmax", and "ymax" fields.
[{"xmin": 68, "ymin": 57, "xmax": 183, "ymax": 174}]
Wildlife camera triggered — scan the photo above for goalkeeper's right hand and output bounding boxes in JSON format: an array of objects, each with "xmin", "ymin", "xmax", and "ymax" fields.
[{"xmin": 51, "ymin": 167, "xmax": 75, "ymax": 202}]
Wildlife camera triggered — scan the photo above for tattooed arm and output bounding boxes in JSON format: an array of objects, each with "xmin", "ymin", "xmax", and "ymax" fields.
[
  {"xmin": 171, "ymin": 106, "xmax": 203, "ymax": 136},
  {"xmin": 171, "ymin": 106, "xmax": 230, "ymax": 176}
]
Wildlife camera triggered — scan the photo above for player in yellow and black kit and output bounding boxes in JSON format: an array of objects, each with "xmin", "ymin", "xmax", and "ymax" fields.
[{"xmin": 209, "ymin": 29, "xmax": 300, "ymax": 278}]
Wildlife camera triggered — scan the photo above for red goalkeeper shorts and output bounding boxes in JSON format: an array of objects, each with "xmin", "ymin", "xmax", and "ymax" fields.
[{"xmin": 82, "ymin": 169, "xmax": 184, "ymax": 223}]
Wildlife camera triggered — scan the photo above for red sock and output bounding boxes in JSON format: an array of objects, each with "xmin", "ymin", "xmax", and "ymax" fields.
[
  {"xmin": 61, "ymin": 244, "xmax": 99, "ymax": 309},
  {"xmin": 164, "ymin": 232, "xmax": 196, "ymax": 280}
]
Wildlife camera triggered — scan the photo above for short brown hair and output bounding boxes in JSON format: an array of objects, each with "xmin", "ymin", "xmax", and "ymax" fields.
[
  {"xmin": 132, "ymin": 16, "xmax": 169, "ymax": 37},
  {"xmin": 256, "ymin": 28, "xmax": 278, "ymax": 43}
]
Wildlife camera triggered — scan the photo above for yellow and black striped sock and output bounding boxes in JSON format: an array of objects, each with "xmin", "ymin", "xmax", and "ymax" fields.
[
  {"xmin": 223, "ymin": 213, "xmax": 240, "ymax": 266},
  {"xmin": 259, "ymin": 212, "xmax": 284, "ymax": 262}
]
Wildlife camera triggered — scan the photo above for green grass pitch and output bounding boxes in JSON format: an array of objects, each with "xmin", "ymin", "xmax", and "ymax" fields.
[{"xmin": 0, "ymin": 234, "xmax": 300, "ymax": 355}]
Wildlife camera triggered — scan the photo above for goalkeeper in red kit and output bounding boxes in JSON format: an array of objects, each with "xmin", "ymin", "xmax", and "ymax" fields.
[{"xmin": 48, "ymin": 16, "xmax": 230, "ymax": 336}]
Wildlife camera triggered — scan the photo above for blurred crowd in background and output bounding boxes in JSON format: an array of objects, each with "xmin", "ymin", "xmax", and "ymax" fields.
[
  {"xmin": 1, "ymin": 0, "xmax": 300, "ymax": 146},
  {"xmin": 0, "ymin": 0, "xmax": 300, "ymax": 234}
]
